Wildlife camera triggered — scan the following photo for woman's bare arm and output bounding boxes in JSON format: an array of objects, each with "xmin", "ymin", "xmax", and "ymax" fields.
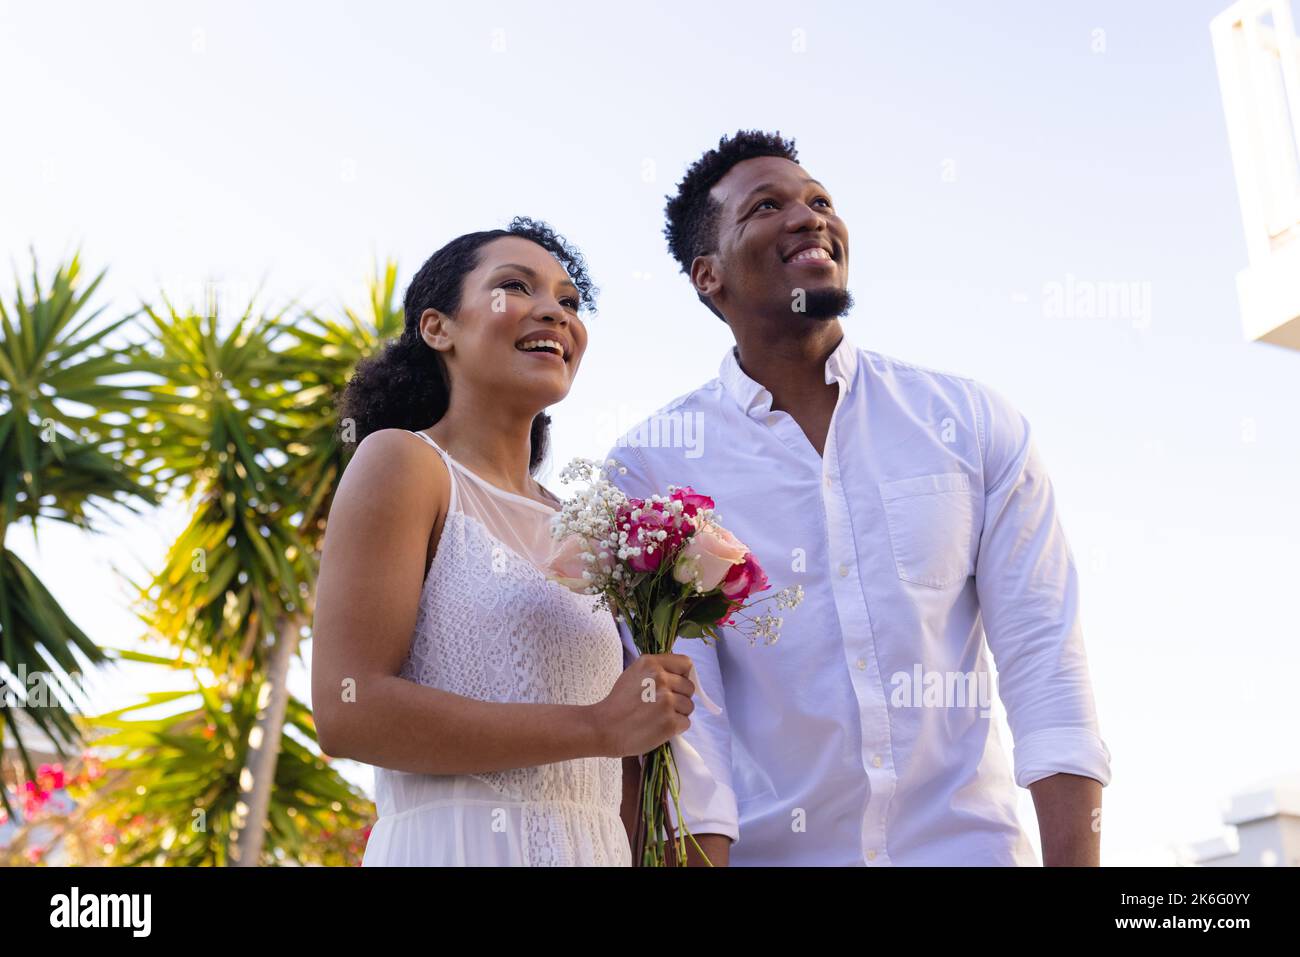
[{"xmin": 311, "ymin": 429, "xmax": 605, "ymax": 773}]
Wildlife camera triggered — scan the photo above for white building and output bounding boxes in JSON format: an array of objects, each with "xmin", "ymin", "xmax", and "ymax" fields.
[
  {"xmin": 1212, "ymin": 0, "xmax": 1300, "ymax": 350},
  {"xmin": 1176, "ymin": 780, "xmax": 1300, "ymax": 866}
]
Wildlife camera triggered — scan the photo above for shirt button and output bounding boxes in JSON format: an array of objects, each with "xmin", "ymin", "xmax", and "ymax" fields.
[
  {"xmin": 855, "ymin": 658, "xmax": 866, "ymax": 670},
  {"xmin": 838, "ymin": 564, "xmax": 849, "ymax": 577},
  {"xmin": 823, "ymin": 475, "xmax": 832, "ymax": 488},
  {"xmin": 872, "ymin": 754, "xmax": 883, "ymax": 768},
  {"xmin": 866, "ymin": 849, "xmax": 877, "ymax": 861}
]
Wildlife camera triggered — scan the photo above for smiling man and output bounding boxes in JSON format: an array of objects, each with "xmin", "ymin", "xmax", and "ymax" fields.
[{"xmin": 605, "ymin": 130, "xmax": 1113, "ymax": 866}]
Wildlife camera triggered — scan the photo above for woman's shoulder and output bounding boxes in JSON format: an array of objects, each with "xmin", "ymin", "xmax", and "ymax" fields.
[
  {"xmin": 350, "ymin": 427, "xmax": 441, "ymax": 470},
  {"xmin": 338, "ymin": 428, "xmax": 450, "ymax": 518}
]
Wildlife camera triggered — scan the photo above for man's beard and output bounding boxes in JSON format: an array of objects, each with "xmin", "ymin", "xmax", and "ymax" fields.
[{"xmin": 802, "ymin": 285, "xmax": 854, "ymax": 320}]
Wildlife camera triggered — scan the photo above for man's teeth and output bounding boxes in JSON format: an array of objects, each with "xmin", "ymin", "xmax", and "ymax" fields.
[
  {"xmin": 788, "ymin": 247, "xmax": 831, "ymax": 262},
  {"xmin": 518, "ymin": 339, "xmax": 564, "ymax": 357}
]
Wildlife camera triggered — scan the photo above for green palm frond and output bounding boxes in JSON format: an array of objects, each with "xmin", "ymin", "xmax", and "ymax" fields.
[
  {"xmin": 0, "ymin": 252, "xmax": 161, "ymax": 818},
  {"xmin": 274, "ymin": 259, "xmax": 403, "ymax": 542},
  {"xmin": 127, "ymin": 295, "xmax": 315, "ymax": 675},
  {"xmin": 0, "ymin": 252, "xmax": 162, "ymax": 536},
  {"xmin": 126, "ymin": 296, "xmax": 298, "ymax": 487},
  {"xmin": 81, "ymin": 668, "xmax": 372, "ymax": 866},
  {"xmin": 0, "ymin": 547, "xmax": 103, "ymax": 815},
  {"xmin": 132, "ymin": 491, "xmax": 306, "ymax": 677},
  {"xmin": 1, "ymin": 431, "xmax": 157, "ymax": 530}
]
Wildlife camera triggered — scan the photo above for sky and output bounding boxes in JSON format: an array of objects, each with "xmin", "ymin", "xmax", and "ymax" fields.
[{"xmin": 2, "ymin": 0, "xmax": 1299, "ymax": 866}]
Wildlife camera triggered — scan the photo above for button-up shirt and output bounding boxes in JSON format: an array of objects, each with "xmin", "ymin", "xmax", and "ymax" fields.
[{"xmin": 604, "ymin": 330, "xmax": 1112, "ymax": 865}]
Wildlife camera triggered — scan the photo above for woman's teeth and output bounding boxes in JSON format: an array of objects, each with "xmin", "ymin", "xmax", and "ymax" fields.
[{"xmin": 517, "ymin": 339, "xmax": 564, "ymax": 357}]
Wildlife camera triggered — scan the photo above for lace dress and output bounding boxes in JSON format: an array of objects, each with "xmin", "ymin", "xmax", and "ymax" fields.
[{"xmin": 360, "ymin": 430, "xmax": 632, "ymax": 866}]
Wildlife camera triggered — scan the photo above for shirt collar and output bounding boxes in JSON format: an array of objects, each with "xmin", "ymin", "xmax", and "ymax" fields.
[{"xmin": 718, "ymin": 329, "xmax": 860, "ymax": 417}]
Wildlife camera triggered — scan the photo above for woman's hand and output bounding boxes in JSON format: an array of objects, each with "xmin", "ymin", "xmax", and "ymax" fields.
[{"xmin": 591, "ymin": 653, "xmax": 696, "ymax": 757}]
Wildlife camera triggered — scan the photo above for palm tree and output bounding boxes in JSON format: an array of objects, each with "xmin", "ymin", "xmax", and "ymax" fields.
[
  {"xmin": 126, "ymin": 290, "xmax": 314, "ymax": 864},
  {"xmin": 83, "ymin": 649, "xmax": 372, "ymax": 866},
  {"xmin": 231, "ymin": 260, "xmax": 403, "ymax": 864},
  {"xmin": 276, "ymin": 258, "xmax": 404, "ymax": 526},
  {"xmin": 126, "ymin": 262, "xmax": 401, "ymax": 864},
  {"xmin": 0, "ymin": 253, "xmax": 159, "ymax": 818}
]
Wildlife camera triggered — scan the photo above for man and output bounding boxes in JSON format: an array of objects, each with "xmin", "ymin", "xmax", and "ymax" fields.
[{"xmin": 605, "ymin": 130, "xmax": 1112, "ymax": 866}]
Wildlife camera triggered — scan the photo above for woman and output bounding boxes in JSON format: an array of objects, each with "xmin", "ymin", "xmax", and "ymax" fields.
[{"xmin": 311, "ymin": 217, "xmax": 696, "ymax": 866}]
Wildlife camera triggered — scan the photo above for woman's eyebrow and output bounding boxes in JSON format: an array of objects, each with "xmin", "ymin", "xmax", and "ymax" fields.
[{"xmin": 488, "ymin": 263, "xmax": 578, "ymax": 294}]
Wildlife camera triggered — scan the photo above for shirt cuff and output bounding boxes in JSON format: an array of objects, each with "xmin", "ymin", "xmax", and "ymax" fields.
[
  {"xmin": 1012, "ymin": 726, "xmax": 1113, "ymax": 789},
  {"xmin": 665, "ymin": 735, "xmax": 741, "ymax": 844}
]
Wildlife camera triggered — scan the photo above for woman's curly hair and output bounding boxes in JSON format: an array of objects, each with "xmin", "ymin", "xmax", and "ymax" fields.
[{"xmin": 339, "ymin": 216, "xmax": 597, "ymax": 474}]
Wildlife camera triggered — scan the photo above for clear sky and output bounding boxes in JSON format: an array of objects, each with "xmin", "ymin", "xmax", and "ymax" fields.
[{"xmin": 3, "ymin": 0, "xmax": 1298, "ymax": 865}]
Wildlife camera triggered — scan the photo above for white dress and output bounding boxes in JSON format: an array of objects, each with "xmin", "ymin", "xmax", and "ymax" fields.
[{"xmin": 361, "ymin": 430, "xmax": 632, "ymax": 866}]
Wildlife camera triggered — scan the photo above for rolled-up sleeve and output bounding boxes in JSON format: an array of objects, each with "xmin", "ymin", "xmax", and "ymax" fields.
[
  {"xmin": 969, "ymin": 383, "xmax": 1113, "ymax": 790},
  {"xmin": 603, "ymin": 442, "xmax": 741, "ymax": 843}
]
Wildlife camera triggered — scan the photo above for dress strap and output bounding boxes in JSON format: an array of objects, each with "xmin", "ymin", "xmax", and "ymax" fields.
[{"xmin": 408, "ymin": 430, "xmax": 460, "ymax": 515}]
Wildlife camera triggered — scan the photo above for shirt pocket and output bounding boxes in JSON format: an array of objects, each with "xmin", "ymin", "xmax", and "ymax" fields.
[{"xmin": 877, "ymin": 472, "xmax": 974, "ymax": 589}]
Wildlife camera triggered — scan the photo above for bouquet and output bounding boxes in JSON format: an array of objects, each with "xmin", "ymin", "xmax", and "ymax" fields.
[{"xmin": 543, "ymin": 457, "xmax": 804, "ymax": 866}]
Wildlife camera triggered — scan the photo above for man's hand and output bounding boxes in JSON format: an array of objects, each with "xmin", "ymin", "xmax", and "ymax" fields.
[{"xmin": 1028, "ymin": 771, "xmax": 1102, "ymax": 866}]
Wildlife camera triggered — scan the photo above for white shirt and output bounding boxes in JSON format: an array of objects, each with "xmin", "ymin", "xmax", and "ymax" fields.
[{"xmin": 604, "ymin": 330, "xmax": 1112, "ymax": 866}]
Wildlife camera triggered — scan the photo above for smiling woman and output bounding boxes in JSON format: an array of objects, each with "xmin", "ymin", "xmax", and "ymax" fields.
[
  {"xmin": 311, "ymin": 217, "xmax": 700, "ymax": 866},
  {"xmin": 337, "ymin": 217, "xmax": 594, "ymax": 470}
]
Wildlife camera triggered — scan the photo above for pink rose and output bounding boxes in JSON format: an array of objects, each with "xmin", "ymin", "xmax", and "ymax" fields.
[
  {"xmin": 673, "ymin": 522, "xmax": 748, "ymax": 591},
  {"xmin": 544, "ymin": 534, "xmax": 593, "ymax": 592},
  {"xmin": 720, "ymin": 552, "xmax": 770, "ymax": 601},
  {"xmin": 670, "ymin": 486, "xmax": 715, "ymax": 521},
  {"xmin": 618, "ymin": 500, "xmax": 690, "ymax": 573}
]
